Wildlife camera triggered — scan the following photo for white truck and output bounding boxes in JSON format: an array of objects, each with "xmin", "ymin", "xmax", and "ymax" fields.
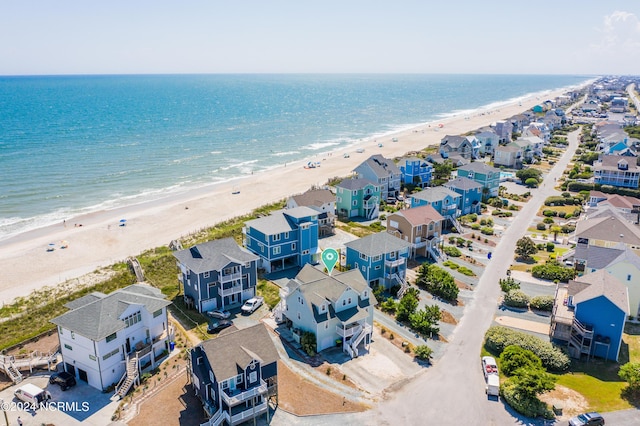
[
  {"xmin": 486, "ymin": 374, "xmax": 500, "ymax": 397},
  {"xmin": 241, "ymin": 297, "xmax": 264, "ymax": 314}
]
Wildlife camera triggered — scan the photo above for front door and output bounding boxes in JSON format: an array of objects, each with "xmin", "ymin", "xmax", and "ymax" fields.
[
  {"xmin": 65, "ymin": 363, "xmax": 75, "ymax": 376},
  {"xmin": 125, "ymin": 338, "xmax": 131, "ymax": 354},
  {"xmin": 78, "ymin": 368, "xmax": 88, "ymax": 383}
]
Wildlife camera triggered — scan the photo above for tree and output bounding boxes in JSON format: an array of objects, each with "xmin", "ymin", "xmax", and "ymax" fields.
[
  {"xmin": 516, "ymin": 168, "xmax": 542, "ymax": 182},
  {"xmin": 301, "ymin": 331, "xmax": 317, "ymax": 356},
  {"xmin": 433, "ymin": 161, "xmax": 453, "ymax": 181},
  {"xmin": 515, "ymin": 236, "xmax": 538, "ymax": 260},
  {"xmin": 500, "ymin": 345, "xmax": 543, "ymax": 376},
  {"xmin": 415, "ymin": 263, "xmax": 459, "ymax": 302},
  {"xmin": 525, "ymin": 178, "xmax": 539, "ymax": 188},
  {"xmin": 511, "ymin": 367, "xmax": 556, "ymax": 399},
  {"xmin": 549, "ymin": 226, "xmax": 562, "ymax": 242},
  {"xmin": 499, "ymin": 276, "xmax": 520, "ymax": 292},
  {"xmin": 619, "ymin": 362, "xmax": 640, "ymax": 390},
  {"xmin": 396, "ymin": 291, "xmax": 419, "ymax": 322},
  {"xmin": 414, "ymin": 345, "xmax": 433, "ymax": 361},
  {"xmin": 409, "ymin": 305, "xmax": 441, "ymax": 335}
]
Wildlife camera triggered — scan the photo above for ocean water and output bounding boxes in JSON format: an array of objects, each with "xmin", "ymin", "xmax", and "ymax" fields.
[{"xmin": 0, "ymin": 74, "xmax": 591, "ymax": 240}]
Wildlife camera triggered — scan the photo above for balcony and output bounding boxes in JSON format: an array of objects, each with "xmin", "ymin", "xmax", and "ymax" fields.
[
  {"xmin": 385, "ymin": 258, "xmax": 404, "ymax": 268},
  {"xmin": 336, "ymin": 323, "xmax": 362, "ymax": 339},
  {"xmin": 221, "ymin": 380, "xmax": 268, "ymax": 407},
  {"xmin": 219, "ymin": 284, "xmax": 243, "ymax": 297},
  {"xmin": 219, "ymin": 271, "xmax": 242, "ymax": 284},
  {"xmin": 228, "ymin": 401, "xmax": 268, "ymax": 425}
]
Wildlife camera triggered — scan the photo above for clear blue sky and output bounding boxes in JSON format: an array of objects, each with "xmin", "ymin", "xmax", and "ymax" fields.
[{"xmin": 2, "ymin": 1, "xmax": 639, "ymax": 75}]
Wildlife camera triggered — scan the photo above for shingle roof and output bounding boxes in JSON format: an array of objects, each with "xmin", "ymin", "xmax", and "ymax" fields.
[
  {"xmin": 457, "ymin": 162, "xmax": 500, "ymax": 175},
  {"xmin": 244, "ymin": 207, "xmax": 317, "ymax": 235},
  {"xmin": 345, "ymin": 231, "xmax": 411, "ymax": 257},
  {"xmin": 173, "ymin": 237, "xmax": 259, "ymax": 274},
  {"xmin": 336, "ymin": 177, "xmax": 377, "ymax": 191},
  {"xmin": 51, "ymin": 284, "xmax": 171, "ymax": 341},
  {"xmin": 199, "ymin": 323, "xmax": 279, "ymax": 381},
  {"xmin": 289, "ymin": 189, "xmax": 334, "ymax": 208},
  {"xmin": 354, "ymin": 154, "xmax": 401, "ymax": 178},
  {"xmin": 575, "ymin": 244, "xmax": 625, "ymax": 270},
  {"xmin": 595, "ymin": 155, "xmax": 640, "ymax": 171},
  {"xmin": 392, "ymin": 205, "xmax": 444, "ymax": 226},
  {"xmin": 446, "ymin": 177, "xmax": 483, "ymax": 191},
  {"xmin": 409, "ymin": 186, "xmax": 461, "ymax": 203},
  {"xmin": 571, "ymin": 270, "xmax": 630, "ymax": 314},
  {"xmin": 440, "ymin": 135, "xmax": 467, "ymax": 148},
  {"xmin": 576, "ymin": 213, "xmax": 640, "ymax": 246}
]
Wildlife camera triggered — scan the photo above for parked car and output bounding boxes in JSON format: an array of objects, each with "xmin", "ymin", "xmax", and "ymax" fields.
[
  {"xmin": 569, "ymin": 412, "xmax": 605, "ymax": 426},
  {"xmin": 481, "ymin": 356, "xmax": 498, "ymax": 379},
  {"xmin": 49, "ymin": 371, "xmax": 76, "ymax": 391},
  {"xmin": 207, "ymin": 309, "xmax": 231, "ymax": 320},
  {"xmin": 15, "ymin": 383, "xmax": 51, "ymax": 406},
  {"xmin": 207, "ymin": 319, "xmax": 233, "ymax": 334},
  {"xmin": 241, "ymin": 297, "xmax": 264, "ymax": 314}
]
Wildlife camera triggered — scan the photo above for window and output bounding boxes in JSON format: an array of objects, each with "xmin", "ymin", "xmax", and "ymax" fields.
[
  {"xmin": 375, "ymin": 265, "xmax": 381, "ymax": 270},
  {"xmin": 297, "ymin": 313, "xmax": 301, "ymax": 320},
  {"xmin": 71, "ymin": 331, "xmax": 75, "ymax": 340},
  {"xmin": 203, "ymin": 271, "xmax": 210, "ymax": 278},
  {"xmin": 103, "ymin": 348, "xmax": 119, "ymax": 360},
  {"xmin": 260, "ymin": 243, "xmax": 265, "ymax": 253},
  {"xmin": 291, "ymin": 243, "xmax": 296, "ymax": 250},
  {"xmin": 348, "ymin": 297, "xmax": 352, "ymax": 304},
  {"xmin": 361, "ymin": 265, "xmax": 366, "ymax": 272},
  {"xmin": 89, "ymin": 354, "xmax": 96, "ymax": 361},
  {"xmin": 373, "ymin": 255, "xmax": 381, "ymax": 262},
  {"xmin": 124, "ymin": 311, "xmax": 142, "ymax": 328},
  {"xmin": 364, "ymin": 290, "xmax": 368, "ymax": 297},
  {"xmin": 273, "ymin": 234, "xmax": 281, "ymax": 242},
  {"xmin": 221, "ymin": 381, "xmax": 229, "ymax": 390},
  {"xmin": 353, "ymin": 200, "xmax": 357, "ymax": 206},
  {"xmin": 273, "ymin": 246, "xmax": 281, "ymax": 255},
  {"xmin": 352, "ymin": 190, "xmax": 357, "ymax": 196},
  {"xmin": 64, "ymin": 344, "xmax": 73, "ymax": 351},
  {"xmin": 337, "ymin": 196, "xmax": 342, "ymax": 203},
  {"xmin": 302, "ymin": 249, "xmax": 310, "ymax": 255},
  {"xmin": 343, "ymin": 300, "xmax": 346, "ymax": 306},
  {"xmin": 284, "ymin": 232, "xmax": 289, "ymax": 239},
  {"xmin": 153, "ymin": 309, "xmax": 162, "ymax": 318},
  {"xmin": 106, "ymin": 332, "xmax": 117, "ymax": 343},
  {"xmin": 390, "ymin": 252, "xmax": 396, "ymax": 259},
  {"xmin": 359, "ymin": 253, "xmax": 367, "ymax": 261},
  {"xmin": 236, "ymin": 374, "xmax": 243, "ymax": 384},
  {"xmin": 245, "ymin": 262, "xmax": 251, "ymax": 268},
  {"xmin": 628, "ymin": 274, "xmax": 632, "ymax": 281},
  {"xmin": 416, "ymin": 225, "xmax": 422, "ymax": 232},
  {"xmin": 249, "ymin": 371, "xmax": 257, "ymax": 383}
]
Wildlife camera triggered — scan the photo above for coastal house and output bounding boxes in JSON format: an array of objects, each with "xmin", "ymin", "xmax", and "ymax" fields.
[
  {"xmin": 276, "ymin": 265, "xmax": 375, "ymax": 358},
  {"xmin": 474, "ymin": 130, "xmax": 500, "ymax": 156},
  {"xmin": 173, "ymin": 238, "xmax": 260, "ymax": 313},
  {"xmin": 344, "ymin": 231, "xmax": 411, "ymax": 291},
  {"xmin": 190, "ymin": 324, "xmax": 279, "ymax": 426},
  {"xmin": 439, "ymin": 135, "xmax": 474, "ymax": 160},
  {"xmin": 587, "ymin": 191, "xmax": 640, "ymax": 213},
  {"xmin": 409, "ymin": 186, "xmax": 462, "ymax": 230},
  {"xmin": 494, "ymin": 144, "xmax": 522, "ymax": 168},
  {"xmin": 335, "ymin": 178, "xmax": 380, "ymax": 220},
  {"xmin": 386, "ymin": 205, "xmax": 444, "ymax": 260},
  {"xmin": 493, "ymin": 120, "xmax": 512, "ymax": 144},
  {"xmin": 574, "ymin": 243, "xmax": 640, "ymax": 319},
  {"xmin": 549, "ymin": 270, "xmax": 629, "ymax": 362},
  {"xmin": 574, "ymin": 210, "xmax": 640, "ymax": 257},
  {"xmin": 287, "ymin": 188, "xmax": 336, "ymax": 236},
  {"xmin": 244, "ymin": 207, "xmax": 319, "ymax": 273},
  {"xmin": 593, "ymin": 155, "xmax": 640, "ymax": 189},
  {"xmin": 456, "ymin": 162, "xmax": 500, "ymax": 199},
  {"xmin": 397, "ymin": 156, "xmax": 433, "ymax": 188},
  {"xmin": 50, "ymin": 284, "xmax": 172, "ymax": 394},
  {"xmin": 444, "ymin": 177, "xmax": 483, "ymax": 215},
  {"xmin": 353, "ymin": 154, "xmax": 402, "ymax": 201}
]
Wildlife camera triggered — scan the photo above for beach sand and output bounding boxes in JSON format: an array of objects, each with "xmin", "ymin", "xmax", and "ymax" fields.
[{"xmin": 0, "ymin": 89, "xmax": 570, "ymax": 304}]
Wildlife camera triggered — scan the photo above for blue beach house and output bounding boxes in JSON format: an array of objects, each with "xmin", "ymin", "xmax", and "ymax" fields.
[
  {"xmin": 409, "ymin": 186, "xmax": 461, "ymax": 218},
  {"xmin": 243, "ymin": 207, "xmax": 319, "ymax": 273},
  {"xmin": 444, "ymin": 177, "xmax": 483, "ymax": 215},
  {"xmin": 456, "ymin": 162, "xmax": 501, "ymax": 200},
  {"xmin": 344, "ymin": 232, "xmax": 411, "ymax": 290},
  {"xmin": 550, "ymin": 270, "xmax": 629, "ymax": 362},
  {"xmin": 173, "ymin": 237, "xmax": 259, "ymax": 313},
  {"xmin": 397, "ymin": 156, "xmax": 433, "ymax": 188}
]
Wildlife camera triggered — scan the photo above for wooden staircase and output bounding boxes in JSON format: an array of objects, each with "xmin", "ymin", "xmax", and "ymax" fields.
[{"xmin": 112, "ymin": 357, "xmax": 139, "ymax": 401}]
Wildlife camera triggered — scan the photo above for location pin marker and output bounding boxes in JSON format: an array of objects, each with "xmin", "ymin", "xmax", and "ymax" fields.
[{"xmin": 321, "ymin": 248, "xmax": 339, "ymax": 275}]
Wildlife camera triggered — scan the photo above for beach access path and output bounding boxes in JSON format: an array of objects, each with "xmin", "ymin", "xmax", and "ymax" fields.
[{"xmin": 0, "ymin": 89, "xmax": 569, "ymax": 304}]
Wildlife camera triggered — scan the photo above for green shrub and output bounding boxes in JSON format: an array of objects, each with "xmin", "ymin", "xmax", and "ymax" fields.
[
  {"xmin": 471, "ymin": 223, "xmax": 481, "ymax": 230},
  {"xmin": 480, "ymin": 226, "xmax": 494, "ymax": 235},
  {"xmin": 530, "ymin": 295, "xmax": 554, "ymax": 312},
  {"xmin": 536, "ymin": 222, "xmax": 546, "ymax": 231},
  {"xmin": 542, "ymin": 217, "xmax": 554, "ymax": 224},
  {"xmin": 379, "ymin": 297, "xmax": 397, "ymax": 314},
  {"xmin": 542, "ymin": 210, "xmax": 557, "ymax": 217},
  {"xmin": 531, "ymin": 261, "xmax": 575, "ymax": 282},
  {"xmin": 546, "ymin": 242, "xmax": 555, "ymax": 252},
  {"xmin": 484, "ymin": 326, "xmax": 570, "ymax": 371},
  {"xmin": 457, "ymin": 266, "xmax": 476, "ymax": 276},
  {"xmin": 301, "ymin": 331, "xmax": 317, "ymax": 356},
  {"xmin": 500, "ymin": 381, "xmax": 555, "ymax": 419},
  {"xmin": 504, "ymin": 290, "xmax": 530, "ymax": 308},
  {"xmin": 499, "ymin": 277, "xmax": 520, "ymax": 292},
  {"xmin": 414, "ymin": 345, "xmax": 433, "ymax": 361},
  {"xmin": 500, "ymin": 345, "xmax": 543, "ymax": 376},
  {"xmin": 443, "ymin": 246, "xmax": 462, "ymax": 257}
]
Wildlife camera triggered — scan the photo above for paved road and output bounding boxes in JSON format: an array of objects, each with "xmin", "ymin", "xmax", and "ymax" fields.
[{"xmin": 366, "ymin": 130, "xmax": 581, "ymax": 425}]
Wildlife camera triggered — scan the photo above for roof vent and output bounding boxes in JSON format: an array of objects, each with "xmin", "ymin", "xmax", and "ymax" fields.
[{"xmin": 620, "ymin": 234, "xmax": 624, "ymax": 238}]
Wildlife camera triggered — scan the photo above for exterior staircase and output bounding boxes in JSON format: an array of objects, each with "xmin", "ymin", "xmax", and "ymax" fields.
[
  {"xmin": 112, "ymin": 357, "xmax": 139, "ymax": 401},
  {"xmin": 392, "ymin": 274, "xmax": 409, "ymax": 298},
  {"xmin": 450, "ymin": 216, "xmax": 464, "ymax": 234},
  {"xmin": 127, "ymin": 257, "xmax": 145, "ymax": 282},
  {"xmin": 427, "ymin": 245, "xmax": 442, "ymax": 262},
  {"xmin": 5, "ymin": 361, "xmax": 23, "ymax": 384}
]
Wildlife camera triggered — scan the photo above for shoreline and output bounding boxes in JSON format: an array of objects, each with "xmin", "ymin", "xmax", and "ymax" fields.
[{"xmin": 0, "ymin": 85, "xmax": 579, "ymax": 304}]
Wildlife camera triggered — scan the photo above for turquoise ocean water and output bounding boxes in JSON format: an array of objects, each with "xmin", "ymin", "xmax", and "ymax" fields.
[{"xmin": 0, "ymin": 74, "xmax": 591, "ymax": 240}]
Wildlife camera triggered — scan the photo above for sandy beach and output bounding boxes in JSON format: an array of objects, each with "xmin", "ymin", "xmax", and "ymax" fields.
[{"xmin": 0, "ymin": 88, "xmax": 571, "ymax": 304}]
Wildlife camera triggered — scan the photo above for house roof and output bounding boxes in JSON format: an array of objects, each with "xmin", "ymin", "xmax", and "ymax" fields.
[
  {"xmin": 354, "ymin": 154, "xmax": 401, "ymax": 178},
  {"xmin": 391, "ymin": 204, "xmax": 444, "ymax": 226},
  {"xmin": 445, "ymin": 177, "xmax": 483, "ymax": 191},
  {"xmin": 289, "ymin": 189, "xmax": 335, "ymax": 208},
  {"xmin": 595, "ymin": 155, "xmax": 640, "ymax": 172},
  {"xmin": 576, "ymin": 213, "xmax": 640, "ymax": 246},
  {"xmin": 51, "ymin": 284, "xmax": 171, "ymax": 341},
  {"xmin": 345, "ymin": 231, "xmax": 411, "ymax": 257},
  {"xmin": 409, "ymin": 186, "xmax": 461, "ymax": 203},
  {"xmin": 440, "ymin": 135, "xmax": 468, "ymax": 149},
  {"xmin": 198, "ymin": 323, "xmax": 279, "ymax": 381},
  {"xmin": 173, "ymin": 237, "xmax": 259, "ymax": 274},
  {"xmin": 575, "ymin": 244, "xmax": 625, "ymax": 270},
  {"xmin": 457, "ymin": 162, "xmax": 500, "ymax": 175},
  {"xmin": 336, "ymin": 177, "xmax": 377, "ymax": 191},
  {"xmin": 571, "ymin": 270, "xmax": 630, "ymax": 315},
  {"xmin": 497, "ymin": 144, "xmax": 520, "ymax": 153},
  {"xmin": 602, "ymin": 194, "xmax": 640, "ymax": 210},
  {"xmin": 244, "ymin": 207, "xmax": 317, "ymax": 235}
]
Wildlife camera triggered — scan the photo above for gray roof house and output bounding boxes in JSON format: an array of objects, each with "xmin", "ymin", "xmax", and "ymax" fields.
[
  {"xmin": 51, "ymin": 284, "xmax": 172, "ymax": 394},
  {"xmin": 353, "ymin": 154, "xmax": 402, "ymax": 201},
  {"xmin": 287, "ymin": 188, "xmax": 336, "ymax": 236},
  {"xmin": 190, "ymin": 323, "xmax": 279, "ymax": 425},
  {"xmin": 173, "ymin": 237, "xmax": 260, "ymax": 313}
]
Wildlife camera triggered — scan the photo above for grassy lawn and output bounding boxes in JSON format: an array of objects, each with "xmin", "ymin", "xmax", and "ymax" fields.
[
  {"xmin": 335, "ymin": 220, "xmax": 382, "ymax": 237},
  {"xmin": 257, "ymin": 279, "xmax": 281, "ymax": 309},
  {"xmin": 538, "ymin": 205, "xmax": 577, "ymax": 216}
]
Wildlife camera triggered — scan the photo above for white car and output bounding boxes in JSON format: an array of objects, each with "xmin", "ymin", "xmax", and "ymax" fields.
[
  {"xmin": 482, "ymin": 356, "xmax": 498, "ymax": 379},
  {"xmin": 241, "ymin": 297, "xmax": 264, "ymax": 315}
]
